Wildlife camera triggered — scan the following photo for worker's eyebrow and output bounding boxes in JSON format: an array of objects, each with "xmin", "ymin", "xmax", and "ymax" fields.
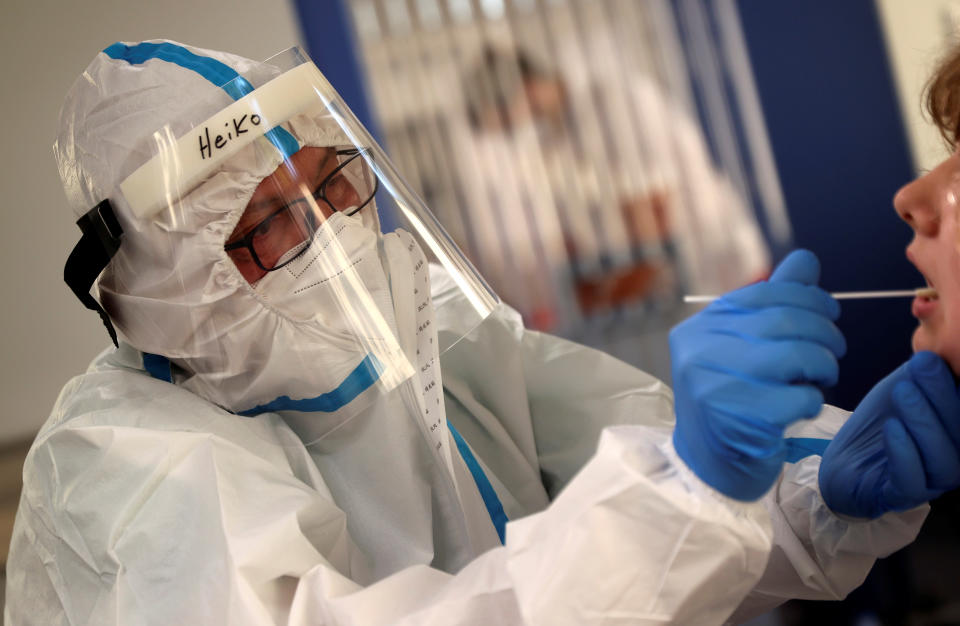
[{"xmin": 237, "ymin": 149, "xmax": 337, "ymax": 224}]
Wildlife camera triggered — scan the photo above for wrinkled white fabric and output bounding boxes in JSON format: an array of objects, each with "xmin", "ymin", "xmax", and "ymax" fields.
[
  {"xmin": 727, "ymin": 406, "xmax": 930, "ymax": 624},
  {"xmin": 7, "ymin": 286, "xmax": 927, "ymax": 625}
]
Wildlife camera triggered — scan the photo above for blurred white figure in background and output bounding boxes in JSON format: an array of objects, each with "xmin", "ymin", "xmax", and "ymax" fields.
[{"xmin": 455, "ymin": 45, "xmax": 771, "ymax": 379}]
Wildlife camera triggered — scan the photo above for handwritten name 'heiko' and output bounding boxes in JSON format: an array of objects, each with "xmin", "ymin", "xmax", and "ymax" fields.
[{"xmin": 198, "ymin": 113, "xmax": 262, "ymax": 160}]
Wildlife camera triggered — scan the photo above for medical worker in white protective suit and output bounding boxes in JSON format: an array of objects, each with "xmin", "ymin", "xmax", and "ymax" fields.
[{"xmin": 7, "ymin": 40, "xmax": 960, "ymax": 626}]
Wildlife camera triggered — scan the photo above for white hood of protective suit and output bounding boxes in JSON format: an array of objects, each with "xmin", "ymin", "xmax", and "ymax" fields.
[{"xmin": 55, "ymin": 40, "xmax": 396, "ymax": 417}]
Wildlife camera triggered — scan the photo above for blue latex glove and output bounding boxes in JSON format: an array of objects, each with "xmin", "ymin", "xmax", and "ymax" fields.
[
  {"xmin": 671, "ymin": 250, "xmax": 846, "ymax": 501},
  {"xmin": 819, "ymin": 350, "xmax": 960, "ymax": 519}
]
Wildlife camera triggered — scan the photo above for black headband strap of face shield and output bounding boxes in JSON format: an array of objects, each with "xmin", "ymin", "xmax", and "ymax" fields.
[{"xmin": 64, "ymin": 199, "xmax": 123, "ymax": 347}]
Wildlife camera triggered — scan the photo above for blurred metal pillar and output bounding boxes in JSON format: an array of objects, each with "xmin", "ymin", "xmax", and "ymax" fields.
[
  {"xmin": 291, "ymin": 0, "xmax": 400, "ymax": 230},
  {"xmin": 669, "ymin": 0, "xmax": 792, "ymax": 259},
  {"xmin": 292, "ymin": 0, "xmax": 380, "ymax": 135}
]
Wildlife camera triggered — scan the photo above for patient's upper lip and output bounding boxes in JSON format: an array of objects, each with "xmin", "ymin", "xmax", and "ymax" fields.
[
  {"xmin": 905, "ymin": 248, "xmax": 935, "ymax": 290},
  {"xmin": 906, "ymin": 246, "xmax": 918, "ymax": 267}
]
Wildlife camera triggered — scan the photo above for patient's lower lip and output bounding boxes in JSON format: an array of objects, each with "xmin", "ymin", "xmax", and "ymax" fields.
[{"xmin": 912, "ymin": 294, "xmax": 938, "ymax": 319}]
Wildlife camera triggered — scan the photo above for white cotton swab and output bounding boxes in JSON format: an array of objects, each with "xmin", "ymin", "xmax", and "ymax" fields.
[{"xmin": 682, "ymin": 287, "xmax": 938, "ymax": 304}]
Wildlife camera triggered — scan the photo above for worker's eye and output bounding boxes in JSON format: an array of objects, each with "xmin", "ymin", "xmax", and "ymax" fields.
[
  {"xmin": 251, "ymin": 211, "xmax": 283, "ymax": 239},
  {"xmin": 325, "ymin": 174, "xmax": 351, "ymax": 201}
]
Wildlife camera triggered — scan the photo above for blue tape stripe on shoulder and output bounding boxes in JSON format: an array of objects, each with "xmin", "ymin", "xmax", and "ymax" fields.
[
  {"xmin": 784, "ymin": 437, "xmax": 831, "ymax": 463},
  {"xmin": 103, "ymin": 41, "xmax": 300, "ymax": 158},
  {"xmin": 239, "ymin": 354, "xmax": 381, "ymax": 416},
  {"xmin": 142, "ymin": 352, "xmax": 173, "ymax": 383},
  {"xmin": 448, "ymin": 420, "xmax": 508, "ymax": 544}
]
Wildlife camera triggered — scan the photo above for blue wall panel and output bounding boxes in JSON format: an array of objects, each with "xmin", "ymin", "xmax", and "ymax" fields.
[
  {"xmin": 736, "ymin": 0, "xmax": 921, "ymax": 410},
  {"xmin": 292, "ymin": 0, "xmax": 378, "ymax": 134},
  {"xmin": 291, "ymin": 0, "xmax": 400, "ymax": 230}
]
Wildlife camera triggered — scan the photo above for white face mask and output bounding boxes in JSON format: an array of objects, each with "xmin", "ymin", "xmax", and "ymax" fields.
[
  {"xmin": 252, "ymin": 210, "xmax": 397, "ymax": 336},
  {"xmin": 168, "ymin": 209, "xmax": 405, "ymax": 422},
  {"xmin": 243, "ymin": 213, "xmax": 454, "ymax": 477},
  {"xmin": 222, "ymin": 211, "xmax": 450, "ymax": 454}
]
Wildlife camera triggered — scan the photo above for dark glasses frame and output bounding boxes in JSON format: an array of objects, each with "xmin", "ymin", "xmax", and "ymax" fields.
[{"xmin": 224, "ymin": 148, "xmax": 379, "ymax": 273}]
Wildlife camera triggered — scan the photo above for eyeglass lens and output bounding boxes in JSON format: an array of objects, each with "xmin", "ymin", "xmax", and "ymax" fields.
[{"xmin": 238, "ymin": 150, "xmax": 378, "ymax": 271}]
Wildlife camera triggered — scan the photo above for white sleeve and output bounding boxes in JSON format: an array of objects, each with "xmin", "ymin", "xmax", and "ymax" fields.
[
  {"xmin": 289, "ymin": 426, "xmax": 774, "ymax": 626},
  {"xmin": 728, "ymin": 405, "xmax": 929, "ymax": 623},
  {"xmin": 14, "ymin": 417, "xmax": 771, "ymax": 626},
  {"xmin": 503, "ymin": 328, "xmax": 926, "ymax": 624}
]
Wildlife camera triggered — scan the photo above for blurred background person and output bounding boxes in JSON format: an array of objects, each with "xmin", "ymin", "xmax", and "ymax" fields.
[
  {"xmin": 455, "ymin": 43, "xmax": 771, "ymax": 379},
  {"xmin": 350, "ymin": 0, "xmax": 777, "ymax": 383}
]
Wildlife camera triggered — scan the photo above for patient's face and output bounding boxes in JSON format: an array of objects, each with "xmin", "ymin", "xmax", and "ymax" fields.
[{"xmin": 894, "ymin": 149, "xmax": 960, "ymax": 373}]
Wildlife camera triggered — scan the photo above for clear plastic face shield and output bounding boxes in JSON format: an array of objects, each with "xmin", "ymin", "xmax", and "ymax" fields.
[
  {"xmin": 66, "ymin": 47, "xmax": 498, "ymax": 448},
  {"xmin": 222, "ymin": 146, "xmax": 378, "ymax": 281}
]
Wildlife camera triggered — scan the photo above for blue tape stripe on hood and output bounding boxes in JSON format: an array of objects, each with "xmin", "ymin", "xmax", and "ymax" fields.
[
  {"xmin": 103, "ymin": 41, "xmax": 299, "ymax": 158},
  {"xmin": 239, "ymin": 354, "xmax": 381, "ymax": 416},
  {"xmin": 104, "ymin": 42, "xmax": 239, "ymax": 89},
  {"xmin": 448, "ymin": 420, "xmax": 508, "ymax": 544},
  {"xmin": 784, "ymin": 437, "xmax": 830, "ymax": 463}
]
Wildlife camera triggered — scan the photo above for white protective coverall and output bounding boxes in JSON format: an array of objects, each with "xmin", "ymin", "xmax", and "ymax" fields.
[
  {"xmin": 6, "ymin": 288, "xmax": 927, "ymax": 625},
  {"xmin": 6, "ymin": 40, "xmax": 927, "ymax": 626}
]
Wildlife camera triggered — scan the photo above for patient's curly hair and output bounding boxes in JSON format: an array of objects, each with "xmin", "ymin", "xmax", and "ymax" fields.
[{"xmin": 926, "ymin": 44, "xmax": 960, "ymax": 146}]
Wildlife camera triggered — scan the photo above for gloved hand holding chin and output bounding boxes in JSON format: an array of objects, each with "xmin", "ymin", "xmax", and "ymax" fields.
[
  {"xmin": 670, "ymin": 249, "xmax": 847, "ymax": 501},
  {"xmin": 819, "ymin": 350, "xmax": 960, "ymax": 519}
]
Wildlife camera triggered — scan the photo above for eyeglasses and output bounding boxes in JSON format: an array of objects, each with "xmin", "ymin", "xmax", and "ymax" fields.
[{"xmin": 225, "ymin": 148, "xmax": 379, "ymax": 273}]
